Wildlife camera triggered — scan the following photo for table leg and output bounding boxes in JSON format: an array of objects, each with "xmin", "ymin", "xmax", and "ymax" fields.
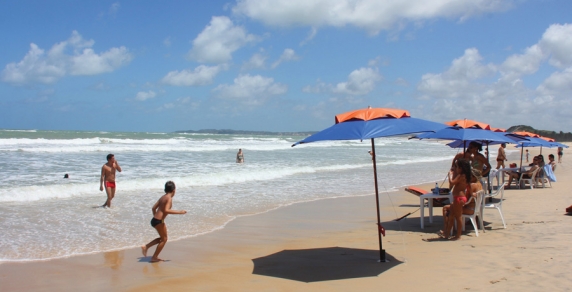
[
  {"xmin": 429, "ymin": 198, "xmax": 434, "ymax": 223},
  {"xmin": 420, "ymin": 197, "xmax": 425, "ymax": 229}
]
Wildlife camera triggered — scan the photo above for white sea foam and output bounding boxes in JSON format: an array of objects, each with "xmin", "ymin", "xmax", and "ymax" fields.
[{"xmin": 0, "ymin": 131, "xmax": 461, "ymax": 262}]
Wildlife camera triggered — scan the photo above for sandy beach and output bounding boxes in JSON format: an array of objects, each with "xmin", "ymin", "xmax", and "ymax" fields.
[{"xmin": 1, "ymin": 146, "xmax": 571, "ymax": 291}]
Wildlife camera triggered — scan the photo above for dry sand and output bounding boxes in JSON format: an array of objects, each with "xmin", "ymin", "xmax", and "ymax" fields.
[{"xmin": 1, "ymin": 146, "xmax": 571, "ymax": 291}]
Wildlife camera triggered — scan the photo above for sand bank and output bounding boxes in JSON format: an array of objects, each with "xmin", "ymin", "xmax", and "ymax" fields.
[{"xmin": 1, "ymin": 146, "xmax": 570, "ymax": 291}]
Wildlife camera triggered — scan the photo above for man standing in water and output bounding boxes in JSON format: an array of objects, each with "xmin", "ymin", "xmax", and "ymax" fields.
[
  {"xmin": 100, "ymin": 154, "xmax": 122, "ymax": 208},
  {"xmin": 142, "ymin": 181, "xmax": 187, "ymax": 262}
]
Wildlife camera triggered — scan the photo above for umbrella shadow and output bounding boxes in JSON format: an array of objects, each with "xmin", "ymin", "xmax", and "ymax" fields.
[{"xmin": 252, "ymin": 246, "xmax": 402, "ymax": 283}]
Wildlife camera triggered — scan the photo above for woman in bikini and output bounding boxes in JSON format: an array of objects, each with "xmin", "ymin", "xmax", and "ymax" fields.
[
  {"xmin": 451, "ymin": 142, "xmax": 491, "ymax": 177},
  {"xmin": 442, "ymin": 168, "xmax": 483, "ymax": 219},
  {"xmin": 440, "ymin": 159, "xmax": 472, "ymax": 240},
  {"xmin": 463, "ymin": 169, "xmax": 483, "ymax": 216}
]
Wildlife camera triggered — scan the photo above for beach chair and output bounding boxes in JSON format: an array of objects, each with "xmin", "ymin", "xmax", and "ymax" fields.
[
  {"xmin": 519, "ymin": 168, "xmax": 540, "ymax": 189},
  {"xmin": 461, "ymin": 190, "xmax": 485, "ymax": 237},
  {"xmin": 536, "ymin": 165, "xmax": 555, "ymax": 188},
  {"xmin": 482, "ymin": 183, "xmax": 506, "ymax": 229}
]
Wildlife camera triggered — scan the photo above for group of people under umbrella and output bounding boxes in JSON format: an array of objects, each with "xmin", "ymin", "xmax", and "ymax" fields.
[{"xmin": 292, "ymin": 107, "xmax": 567, "ymax": 262}]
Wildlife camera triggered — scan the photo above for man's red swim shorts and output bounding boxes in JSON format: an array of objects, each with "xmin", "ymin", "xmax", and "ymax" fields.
[{"xmin": 105, "ymin": 181, "xmax": 116, "ymax": 188}]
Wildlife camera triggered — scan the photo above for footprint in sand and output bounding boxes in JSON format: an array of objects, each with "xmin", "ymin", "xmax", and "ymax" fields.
[{"xmin": 490, "ymin": 277, "xmax": 507, "ymax": 284}]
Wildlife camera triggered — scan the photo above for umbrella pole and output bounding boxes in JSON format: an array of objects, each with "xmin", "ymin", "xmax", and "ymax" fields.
[
  {"xmin": 519, "ymin": 146, "xmax": 524, "ymax": 170},
  {"xmin": 370, "ymin": 138, "xmax": 386, "ymax": 262},
  {"xmin": 486, "ymin": 142, "xmax": 491, "ymax": 194}
]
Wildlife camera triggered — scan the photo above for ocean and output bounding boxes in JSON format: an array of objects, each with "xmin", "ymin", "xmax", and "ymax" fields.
[{"xmin": 0, "ymin": 129, "xmax": 500, "ymax": 262}]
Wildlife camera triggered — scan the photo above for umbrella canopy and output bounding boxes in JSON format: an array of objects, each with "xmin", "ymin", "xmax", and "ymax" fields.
[
  {"xmin": 414, "ymin": 119, "xmax": 525, "ymax": 193},
  {"xmin": 490, "ymin": 127, "xmax": 506, "ymax": 132},
  {"xmin": 293, "ymin": 108, "xmax": 446, "ymax": 146},
  {"xmin": 445, "ymin": 132, "xmax": 528, "ymax": 148},
  {"xmin": 550, "ymin": 141, "xmax": 569, "ymax": 148},
  {"xmin": 515, "ymin": 137, "xmax": 554, "ymax": 148},
  {"xmin": 292, "ymin": 107, "xmax": 446, "ymax": 262},
  {"xmin": 512, "ymin": 131, "xmax": 540, "ymax": 138},
  {"xmin": 445, "ymin": 119, "xmax": 491, "ymax": 130},
  {"xmin": 416, "ymin": 127, "xmax": 520, "ymax": 145},
  {"xmin": 513, "ymin": 134, "xmax": 563, "ymax": 169}
]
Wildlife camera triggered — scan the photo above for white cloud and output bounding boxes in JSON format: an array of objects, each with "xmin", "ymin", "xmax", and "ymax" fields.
[
  {"xmin": 232, "ymin": 0, "xmax": 512, "ymax": 35},
  {"xmin": 135, "ymin": 90, "xmax": 156, "ymax": 101},
  {"xmin": 213, "ymin": 74, "xmax": 287, "ymax": 105},
  {"xmin": 157, "ymin": 97, "xmax": 200, "ymax": 111},
  {"xmin": 163, "ymin": 36, "xmax": 172, "ymax": 47},
  {"xmin": 303, "ymin": 67, "xmax": 382, "ymax": 95},
  {"xmin": 188, "ymin": 16, "xmax": 259, "ymax": 63},
  {"xmin": 98, "ymin": 2, "xmax": 120, "ymax": 19},
  {"xmin": 161, "ymin": 64, "xmax": 227, "ymax": 86},
  {"xmin": 1, "ymin": 31, "xmax": 132, "ymax": 85},
  {"xmin": 415, "ymin": 24, "xmax": 572, "ymax": 129},
  {"xmin": 271, "ymin": 48, "xmax": 300, "ymax": 69},
  {"xmin": 109, "ymin": 2, "xmax": 120, "ymax": 16},
  {"xmin": 394, "ymin": 78, "xmax": 409, "ymax": 86},
  {"xmin": 538, "ymin": 23, "xmax": 572, "ymax": 69},
  {"xmin": 242, "ymin": 51, "xmax": 267, "ymax": 70},
  {"xmin": 499, "ymin": 44, "xmax": 543, "ymax": 81},
  {"xmin": 332, "ymin": 67, "xmax": 382, "ymax": 95},
  {"xmin": 300, "ymin": 27, "xmax": 318, "ymax": 46},
  {"xmin": 417, "ymin": 48, "xmax": 496, "ymax": 99}
]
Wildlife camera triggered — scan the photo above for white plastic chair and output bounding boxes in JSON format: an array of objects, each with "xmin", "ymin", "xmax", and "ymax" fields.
[
  {"xmin": 461, "ymin": 190, "xmax": 485, "ymax": 237},
  {"xmin": 535, "ymin": 169, "xmax": 552, "ymax": 188},
  {"xmin": 520, "ymin": 167, "xmax": 540, "ymax": 189},
  {"xmin": 507, "ymin": 170, "xmax": 522, "ymax": 189},
  {"xmin": 536, "ymin": 165, "xmax": 553, "ymax": 188},
  {"xmin": 482, "ymin": 182, "xmax": 506, "ymax": 229}
]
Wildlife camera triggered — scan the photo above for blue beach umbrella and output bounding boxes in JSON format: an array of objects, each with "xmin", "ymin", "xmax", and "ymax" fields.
[
  {"xmin": 549, "ymin": 141, "xmax": 569, "ymax": 149},
  {"xmin": 514, "ymin": 135, "xmax": 566, "ymax": 168},
  {"xmin": 444, "ymin": 132, "xmax": 528, "ymax": 148},
  {"xmin": 417, "ymin": 127, "xmax": 521, "ymax": 146},
  {"xmin": 515, "ymin": 137, "xmax": 553, "ymax": 148},
  {"xmin": 413, "ymin": 119, "xmax": 528, "ymax": 193},
  {"xmin": 292, "ymin": 107, "xmax": 446, "ymax": 262}
]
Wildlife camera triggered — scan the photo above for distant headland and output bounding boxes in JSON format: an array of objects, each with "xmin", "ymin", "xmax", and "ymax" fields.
[{"xmin": 176, "ymin": 125, "xmax": 572, "ymax": 141}]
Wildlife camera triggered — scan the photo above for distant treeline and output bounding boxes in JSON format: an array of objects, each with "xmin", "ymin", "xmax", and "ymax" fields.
[
  {"xmin": 175, "ymin": 129, "xmax": 316, "ymax": 136},
  {"xmin": 177, "ymin": 126, "xmax": 572, "ymax": 141},
  {"xmin": 507, "ymin": 125, "xmax": 572, "ymax": 142}
]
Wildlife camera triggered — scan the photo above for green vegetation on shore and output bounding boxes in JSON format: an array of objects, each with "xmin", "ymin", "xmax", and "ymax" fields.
[
  {"xmin": 177, "ymin": 125, "xmax": 572, "ymax": 141},
  {"xmin": 507, "ymin": 125, "xmax": 572, "ymax": 141}
]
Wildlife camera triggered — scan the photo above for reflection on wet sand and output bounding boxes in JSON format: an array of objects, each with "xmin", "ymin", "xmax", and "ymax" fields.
[{"xmin": 103, "ymin": 250, "xmax": 124, "ymax": 270}]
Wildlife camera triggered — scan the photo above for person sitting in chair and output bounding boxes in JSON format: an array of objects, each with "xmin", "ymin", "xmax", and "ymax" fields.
[
  {"xmin": 507, "ymin": 156, "xmax": 540, "ymax": 187},
  {"xmin": 548, "ymin": 154, "xmax": 557, "ymax": 171}
]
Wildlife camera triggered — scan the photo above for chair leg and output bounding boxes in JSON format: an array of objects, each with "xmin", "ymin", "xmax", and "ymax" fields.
[
  {"xmin": 469, "ymin": 217, "xmax": 479, "ymax": 237},
  {"xmin": 478, "ymin": 214, "xmax": 485, "ymax": 233},
  {"xmin": 497, "ymin": 208, "xmax": 506, "ymax": 229}
]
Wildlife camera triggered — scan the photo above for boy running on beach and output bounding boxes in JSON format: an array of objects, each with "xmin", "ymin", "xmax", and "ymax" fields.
[
  {"xmin": 142, "ymin": 181, "xmax": 187, "ymax": 262},
  {"xmin": 100, "ymin": 154, "xmax": 122, "ymax": 208}
]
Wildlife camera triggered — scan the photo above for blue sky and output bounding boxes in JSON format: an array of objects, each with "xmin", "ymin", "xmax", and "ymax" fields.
[{"xmin": 1, "ymin": 0, "xmax": 572, "ymax": 132}]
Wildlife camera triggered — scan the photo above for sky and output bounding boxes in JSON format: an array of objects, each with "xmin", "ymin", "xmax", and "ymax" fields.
[{"xmin": 1, "ymin": 0, "xmax": 572, "ymax": 133}]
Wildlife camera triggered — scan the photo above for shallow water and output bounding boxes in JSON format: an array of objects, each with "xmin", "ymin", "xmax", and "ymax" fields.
[{"xmin": 0, "ymin": 129, "xmax": 514, "ymax": 262}]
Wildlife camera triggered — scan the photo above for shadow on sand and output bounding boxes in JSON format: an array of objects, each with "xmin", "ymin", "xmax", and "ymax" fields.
[{"xmin": 252, "ymin": 246, "xmax": 403, "ymax": 282}]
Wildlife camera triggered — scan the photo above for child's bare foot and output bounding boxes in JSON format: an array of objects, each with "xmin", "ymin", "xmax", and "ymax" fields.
[
  {"xmin": 150, "ymin": 258, "xmax": 164, "ymax": 263},
  {"xmin": 141, "ymin": 246, "xmax": 147, "ymax": 257}
]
